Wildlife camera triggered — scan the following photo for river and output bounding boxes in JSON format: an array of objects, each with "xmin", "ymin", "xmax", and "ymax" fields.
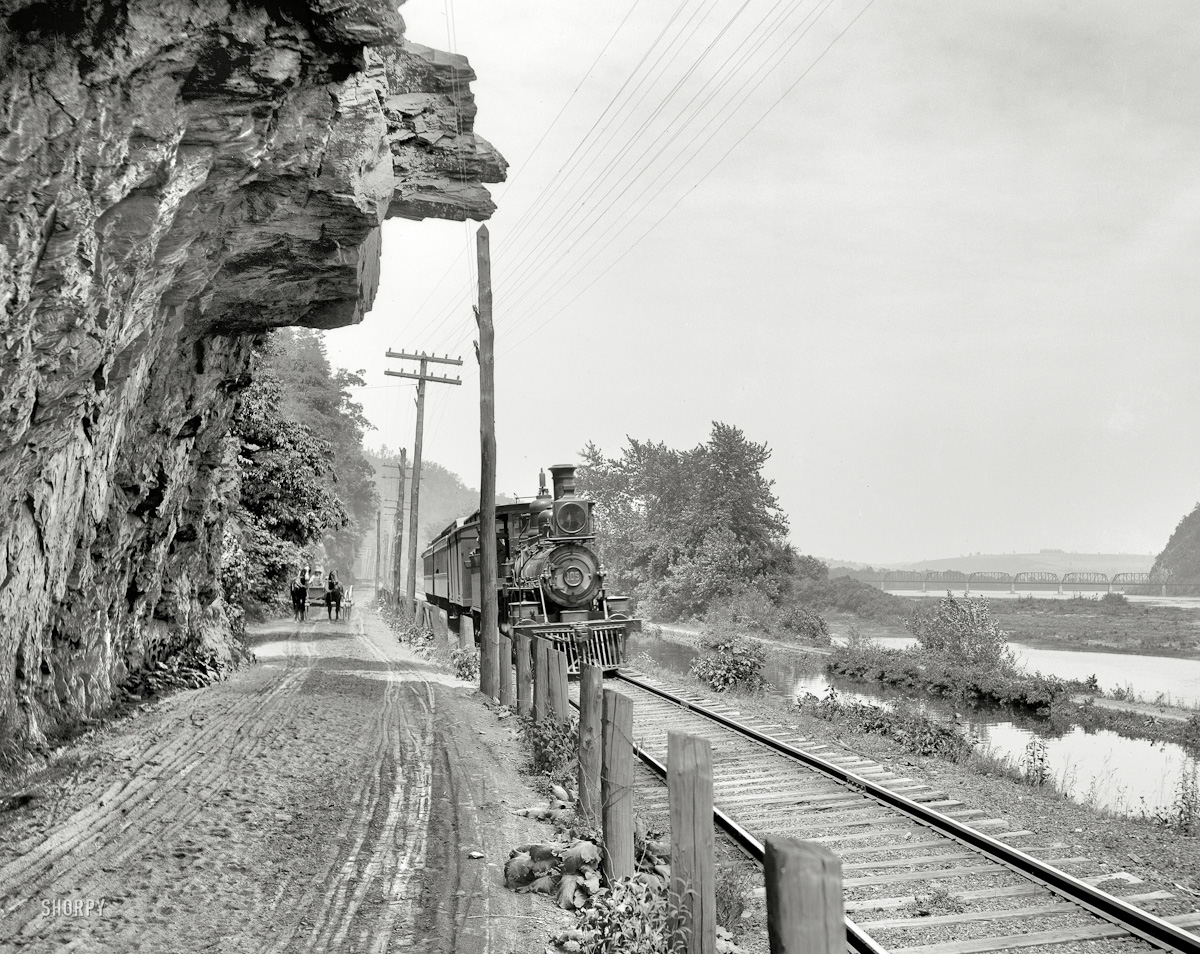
[{"xmin": 625, "ymin": 632, "xmax": 1200, "ymax": 819}]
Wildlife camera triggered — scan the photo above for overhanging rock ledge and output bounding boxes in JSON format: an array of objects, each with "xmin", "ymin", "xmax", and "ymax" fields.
[{"xmin": 0, "ymin": 0, "xmax": 506, "ymax": 755}]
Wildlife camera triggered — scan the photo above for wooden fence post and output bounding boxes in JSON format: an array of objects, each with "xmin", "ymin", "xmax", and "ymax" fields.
[
  {"xmin": 668, "ymin": 731, "xmax": 715, "ymax": 954},
  {"xmin": 433, "ymin": 608, "xmax": 448, "ymax": 642},
  {"xmin": 601, "ymin": 687, "xmax": 634, "ymax": 880},
  {"xmin": 548, "ymin": 646, "xmax": 569, "ymax": 723},
  {"xmin": 498, "ymin": 632, "xmax": 514, "ymax": 706},
  {"xmin": 516, "ymin": 631, "xmax": 533, "ymax": 716},
  {"xmin": 763, "ymin": 838, "xmax": 843, "ymax": 954},
  {"xmin": 578, "ymin": 663, "xmax": 603, "ymax": 827},
  {"xmin": 533, "ymin": 638, "xmax": 549, "ymax": 722},
  {"xmin": 458, "ymin": 613, "xmax": 474, "ymax": 651}
]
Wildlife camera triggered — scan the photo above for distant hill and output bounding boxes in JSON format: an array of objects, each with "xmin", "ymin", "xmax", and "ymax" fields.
[
  {"xmin": 1152, "ymin": 503, "xmax": 1200, "ymax": 583},
  {"xmin": 852, "ymin": 551, "xmax": 1155, "ymax": 577},
  {"xmin": 357, "ymin": 452, "xmax": 515, "ymax": 582}
]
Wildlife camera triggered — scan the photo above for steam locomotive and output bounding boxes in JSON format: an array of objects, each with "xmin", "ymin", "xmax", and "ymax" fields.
[{"xmin": 421, "ymin": 464, "xmax": 639, "ymax": 672}]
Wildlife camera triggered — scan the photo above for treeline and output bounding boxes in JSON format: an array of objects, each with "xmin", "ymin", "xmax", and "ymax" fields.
[
  {"xmin": 221, "ymin": 329, "xmax": 376, "ymax": 621},
  {"xmin": 578, "ymin": 422, "xmax": 903, "ymax": 634},
  {"xmin": 364, "ymin": 451, "xmax": 496, "ymax": 557}
]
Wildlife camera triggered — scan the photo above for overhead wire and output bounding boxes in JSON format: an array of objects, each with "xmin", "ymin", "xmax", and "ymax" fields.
[
  {"xmin": 494, "ymin": 0, "xmax": 836, "ymax": 334},
  {"xmin": 498, "ymin": 0, "xmax": 879, "ymax": 355},
  {"xmin": 392, "ymin": 0, "xmax": 876, "ymax": 392},
  {"xmin": 493, "ymin": 0, "xmax": 807, "ymax": 315},
  {"xmin": 492, "ymin": 0, "xmax": 760, "ymax": 301},
  {"xmin": 389, "ymin": 0, "xmax": 676, "ymax": 350},
  {"xmin": 419, "ymin": 0, "xmax": 794, "ymax": 353}
]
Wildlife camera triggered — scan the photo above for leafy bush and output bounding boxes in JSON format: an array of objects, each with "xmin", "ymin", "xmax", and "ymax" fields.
[
  {"xmin": 1099, "ymin": 592, "xmax": 1131, "ymax": 612},
  {"xmin": 702, "ymin": 590, "xmax": 778, "ymax": 636},
  {"xmin": 796, "ymin": 691, "xmax": 975, "ymax": 761},
  {"xmin": 450, "ymin": 647, "xmax": 480, "ymax": 681},
  {"xmin": 690, "ymin": 637, "xmax": 768, "ymax": 693},
  {"xmin": 566, "ymin": 878, "xmax": 682, "ymax": 954},
  {"xmin": 906, "ymin": 595, "xmax": 1015, "ymax": 672},
  {"xmin": 520, "ymin": 716, "xmax": 579, "ymax": 789},
  {"xmin": 827, "ymin": 642, "xmax": 1069, "ymax": 713},
  {"xmin": 559, "ymin": 877, "xmax": 745, "ymax": 954},
  {"xmin": 1019, "ymin": 738, "xmax": 1051, "ymax": 786},
  {"xmin": 776, "ymin": 605, "xmax": 830, "ymax": 643}
]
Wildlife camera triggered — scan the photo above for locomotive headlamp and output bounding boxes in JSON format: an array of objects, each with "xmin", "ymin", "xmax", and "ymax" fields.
[{"xmin": 556, "ymin": 501, "xmax": 587, "ymax": 535}]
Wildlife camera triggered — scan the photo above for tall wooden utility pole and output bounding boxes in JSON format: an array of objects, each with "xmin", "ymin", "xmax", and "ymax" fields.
[
  {"xmin": 374, "ymin": 510, "xmax": 381, "ymax": 596},
  {"xmin": 476, "ymin": 224, "xmax": 499, "ymax": 700},
  {"xmin": 392, "ymin": 449, "xmax": 407, "ymax": 605},
  {"xmin": 384, "ymin": 351, "xmax": 462, "ymax": 607}
]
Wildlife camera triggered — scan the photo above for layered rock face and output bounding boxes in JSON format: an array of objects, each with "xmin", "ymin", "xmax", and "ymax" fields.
[{"xmin": 0, "ymin": 0, "xmax": 505, "ymax": 753}]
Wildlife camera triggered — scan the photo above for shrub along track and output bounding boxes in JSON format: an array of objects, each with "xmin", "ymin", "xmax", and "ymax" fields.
[
  {"xmin": 581, "ymin": 670, "xmax": 1200, "ymax": 954},
  {"xmin": 0, "ymin": 611, "xmax": 549, "ymax": 953}
]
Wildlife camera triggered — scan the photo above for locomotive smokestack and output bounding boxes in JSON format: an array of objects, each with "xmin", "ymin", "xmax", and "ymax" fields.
[{"xmin": 549, "ymin": 464, "xmax": 577, "ymax": 500}]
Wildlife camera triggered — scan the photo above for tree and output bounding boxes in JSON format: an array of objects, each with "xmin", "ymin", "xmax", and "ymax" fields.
[
  {"xmin": 224, "ymin": 331, "xmax": 376, "ymax": 607},
  {"xmin": 578, "ymin": 422, "xmax": 794, "ymax": 619},
  {"xmin": 271, "ymin": 329, "xmax": 377, "ymax": 573}
]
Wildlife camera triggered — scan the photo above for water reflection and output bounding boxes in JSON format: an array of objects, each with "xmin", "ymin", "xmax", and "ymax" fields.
[{"xmin": 625, "ymin": 633, "xmax": 1199, "ymax": 817}]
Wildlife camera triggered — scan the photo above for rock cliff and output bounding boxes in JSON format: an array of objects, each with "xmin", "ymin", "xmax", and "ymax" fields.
[{"xmin": 0, "ymin": 0, "xmax": 505, "ymax": 757}]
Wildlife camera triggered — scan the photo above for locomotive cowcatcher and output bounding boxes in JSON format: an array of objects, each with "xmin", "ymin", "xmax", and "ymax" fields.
[{"xmin": 421, "ymin": 464, "xmax": 639, "ymax": 673}]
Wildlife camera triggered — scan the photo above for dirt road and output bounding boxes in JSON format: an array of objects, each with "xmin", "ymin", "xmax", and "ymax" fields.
[{"xmin": 0, "ymin": 608, "xmax": 553, "ymax": 953}]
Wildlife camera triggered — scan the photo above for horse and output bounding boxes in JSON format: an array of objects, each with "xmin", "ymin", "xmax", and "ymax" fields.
[
  {"xmin": 325, "ymin": 582, "xmax": 344, "ymax": 621},
  {"xmin": 290, "ymin": 581, "xmax": 307, "ymax": 621}
]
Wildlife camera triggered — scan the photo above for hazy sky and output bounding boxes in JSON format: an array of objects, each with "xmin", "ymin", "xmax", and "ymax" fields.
[{"xmin": 324, "ymin": 0, "xmax": 1200, "ymax": 565}]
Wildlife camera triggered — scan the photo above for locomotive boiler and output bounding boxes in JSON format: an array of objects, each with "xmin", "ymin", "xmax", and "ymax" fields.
[{"xmin": 421, "ymin": 464, "xmax": 638, "ymax": 672}]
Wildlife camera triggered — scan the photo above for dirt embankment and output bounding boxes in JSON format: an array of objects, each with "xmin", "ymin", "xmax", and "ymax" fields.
[{"xmin": 0, "ymin": 610, "xmax": 559, "ymax": 953}]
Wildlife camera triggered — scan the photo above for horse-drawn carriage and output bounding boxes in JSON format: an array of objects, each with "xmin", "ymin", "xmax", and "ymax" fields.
[{"xmin": 290, "ymin": 568, "xmax": 353, "ymax": 621}]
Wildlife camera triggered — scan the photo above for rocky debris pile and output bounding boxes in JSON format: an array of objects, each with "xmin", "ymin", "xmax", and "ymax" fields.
[{"xmin": 504, "ymin": 794, "xmax": 745, "ymax": 953}]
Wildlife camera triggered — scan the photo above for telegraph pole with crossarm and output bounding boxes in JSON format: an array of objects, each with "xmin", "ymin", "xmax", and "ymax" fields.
[{"xmin": 384, "ymin": 351, "xmax": 462, "ymax": 609}]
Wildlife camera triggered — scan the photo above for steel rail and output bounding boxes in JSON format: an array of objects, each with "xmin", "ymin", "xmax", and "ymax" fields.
[{"xmin": 612, "ymin": 670, "xmax": 1200, "ymax": 954}]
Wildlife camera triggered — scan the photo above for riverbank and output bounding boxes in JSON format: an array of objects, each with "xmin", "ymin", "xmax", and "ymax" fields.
[{"xmin": 823, "ymin": 596, "xmax": 1200, "ymax": 660}]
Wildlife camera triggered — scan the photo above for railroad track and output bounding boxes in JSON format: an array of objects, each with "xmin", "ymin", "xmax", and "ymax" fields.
[{"xmin": 571, "ymin": 670, "xmax": 1200, "ymax": 954}]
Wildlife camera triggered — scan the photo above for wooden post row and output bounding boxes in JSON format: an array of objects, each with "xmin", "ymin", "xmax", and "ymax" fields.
[
  {"xmin": 577, "ymin": 664, "xmax": 603, "ymax": 828},
  {"xmin": 533, "ymin": 638, "xmax": 549, "ymax": 723},
  {"xmin": 764, "ymin": 838, "xmax": 844, "ymax": 954},
  {"xmin": 601, "ymin": 687, "xmax": 634, "ymax": 881},
  {"xmin": 516, "ymin": 632, "xmax": 533, "ymax": 716},
  {"xmin": 498, "ymin": 632, "xmax": 514, "ymax": 707},
  {"xmin": 668, "ymin": 731, "xmax": 716, "ymax": 954},
  {"xmin": 547, "ymin": 647, "xmax": 569, "ymax": 724}
]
